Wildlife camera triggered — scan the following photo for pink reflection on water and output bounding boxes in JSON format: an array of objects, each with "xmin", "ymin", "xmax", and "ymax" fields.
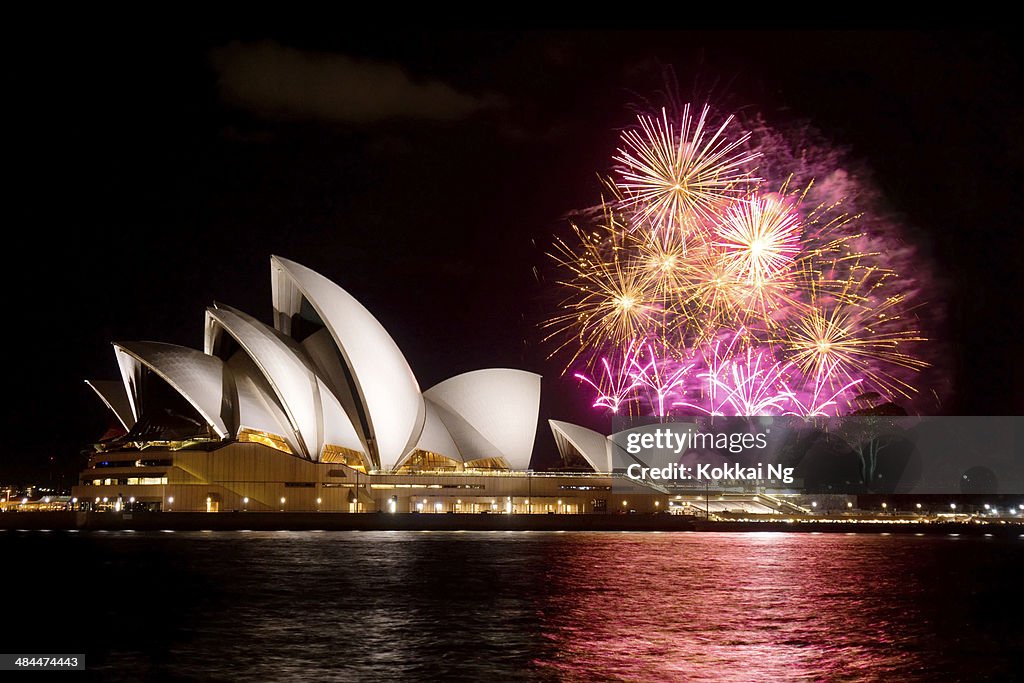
[{"xmin": 532, "ymin": 533, "xmax": 936, "ymax": 681}]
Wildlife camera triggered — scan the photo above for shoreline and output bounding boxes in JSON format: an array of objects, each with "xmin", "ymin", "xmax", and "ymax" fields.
[{"xmin": 1, "ymin": 511, "xmax": 1021, "ymax": 537}]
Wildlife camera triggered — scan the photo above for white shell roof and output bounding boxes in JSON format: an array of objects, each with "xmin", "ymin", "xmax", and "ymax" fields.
[
  {"xmin": 315, "ymin": 378, "xmax": 366, "ymax": 461},
  {"xmin": 92, "ymin": 257, "xmax": 547, "ymax": 472},
  {"xmin": 114, "ymin": 341, "xmax": 236, "ymax": 439},
  {"xmin": 227, "ymin": 351, "xmax": 298, "ymax": 451},
  {"xmin": 271, "ymin": 255, "xmax": 425, "ymax": 471},
  {"xmin": 395, "ymin": 399, "xmax": 463, "ymax": 469},
  {"xmin": 424, "ymin": 369, "xmax": 541, "ymax": 471},
  {"xmin": 549, "ymin": 420, "xmax": 611, "ymax": 473},
  {"xmin": 207, "ymin": 304, "xmax": 338, "ymax": 460},
  {"xmin": 85, "ymin": 380, "xmax": 136, "ymax": 431}
]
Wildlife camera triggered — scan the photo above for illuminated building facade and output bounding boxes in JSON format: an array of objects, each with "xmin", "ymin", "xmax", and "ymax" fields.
[{"xmin": 73, "ymin": 256, "xmax": 665, "ymax": 513}]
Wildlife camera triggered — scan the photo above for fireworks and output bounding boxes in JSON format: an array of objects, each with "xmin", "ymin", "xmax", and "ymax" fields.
[
  {"xmin": 547, "ymin": 100, "xmax": 934, "ymax": 417},
  {"xmin": 715, "ymin": 193, "xmax": 802, "ymax": 287},
  {"xmin": 614, "ymin": 106, "xmax": 760, "ymax": 241}
]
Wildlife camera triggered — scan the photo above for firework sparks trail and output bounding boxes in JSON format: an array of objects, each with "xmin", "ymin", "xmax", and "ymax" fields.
[
  {"xmin": 574, "ymin": 339, "xmax": 645, "ymax": 414},
  {"xmin": 629, "ymin": 343, "xmax": 694, "ymax": 417},
  {"xmin": 782, "ymin": 358, "xmax": 864, "ymax": 417}
]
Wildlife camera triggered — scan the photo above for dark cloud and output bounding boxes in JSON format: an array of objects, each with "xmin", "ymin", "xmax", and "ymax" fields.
[{"xmin": 210, "ymin": 41, "xmax": 499, "ymax": 124}]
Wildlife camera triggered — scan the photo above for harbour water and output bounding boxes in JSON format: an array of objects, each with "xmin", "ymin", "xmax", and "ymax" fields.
[{"xmin": 2, "ymin": 530, "xmax": 1021, "ymax": 681}]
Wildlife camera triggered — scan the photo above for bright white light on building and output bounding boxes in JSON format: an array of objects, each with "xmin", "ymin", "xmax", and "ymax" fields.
[
  {"xmin": 881, "ymin": 502, "xmax": 887, "ymax": 509},
  {"xmin": 389, "ymin": 500, "xmax": 396, "ymax": 513},
  {"xmin": 916, "ymin": 503, "xmax": 922, "ymax": 509},
  {"xmin": 436, "ymin": 502, "xmax": 443, "ymax": 512},
  {"xmin": 243, "ymin": 497, "xmax": 249, "ymax": 504},
  {"xmin": 623, "ymin": 500, "xmax": 628, "ymax": 507},
  {"xmin": 168, "ymin": 496, "xmax": 174, "ymax": 504},
  {"xmin": 950, "ymin": 503, "xmax": 956, "ymax": 509},
  {"xmin": 102, "ymin": 497, "xmax": 108, "ymax": 503},
  {"xmin": 129, "ymin": 497, "xmax": 135, "ymax": 503},
  {"xmin": 416, "ymin": 502, "xmax": 424, "ymax": 511},
  {"xmin": 847, "ymin": 502, "xmax": 853, "ymax": 508},
  {"xmin": 22, "ymin": 497, "xmax": 28, "ymax": 504},
  {"xmin": 984, "ymin": 504, "xmax": 990, "ymax": 510},
  {"xmin": 72, "ymin": 497, "xmax": 78, "ymax": 504},
  {"xmin": 811, "ymin": 502, "xmax": 817, "ymax": 508},
  {"xmin": 316, "ymin": 498, "xmax": 322, "ymax": 505}
]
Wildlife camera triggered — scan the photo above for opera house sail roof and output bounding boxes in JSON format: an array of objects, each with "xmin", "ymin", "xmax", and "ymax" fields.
[{"xmin": 87, "ymin": 256, "xmax": 542, "ymax": 473}]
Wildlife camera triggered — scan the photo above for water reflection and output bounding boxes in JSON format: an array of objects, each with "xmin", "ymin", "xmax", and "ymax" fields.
[{"xmin": 2, "ymin": 530, "xmax": 1020, "ymax": 681}]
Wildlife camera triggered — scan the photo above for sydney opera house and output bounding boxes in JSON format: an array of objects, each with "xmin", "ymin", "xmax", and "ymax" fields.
[{"xmin": 73, "ymin": 256, "xmax": 667, "ymax": 514}]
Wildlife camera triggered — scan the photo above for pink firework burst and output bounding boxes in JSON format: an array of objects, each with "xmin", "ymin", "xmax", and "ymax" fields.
[
  {"xmin": 574, "ymin": 340, "xmax": 645, "ymax": 414},
  {"xmin": 629, "ymin": 343, "xmax": 695, "ymax": 417}
]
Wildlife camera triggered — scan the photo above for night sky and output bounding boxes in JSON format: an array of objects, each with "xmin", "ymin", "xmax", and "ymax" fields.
[{"xmin": 8, "ymin": 28, "xmax": 1020, "ymax": 484}]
